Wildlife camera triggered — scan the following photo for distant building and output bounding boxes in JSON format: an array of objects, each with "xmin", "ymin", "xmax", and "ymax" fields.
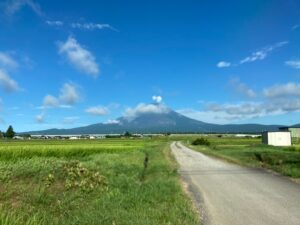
[
  {"xmin": 262, "ymin": 131, "xmax": 291, "ymax": 146},
  {"xmin": 235, "ymin": 134, "xmax": 261, "ymax": 138},
  {"xmin": 69, "ymin": 136, "xmax": 79, "ymax": 140},
  {"xmin": 13, "ymin": 136, "xmax": 24, "ymax": 140},
  {"xmin": 279, "ymin": 126, "xmax": 300, "ymax": 138}
]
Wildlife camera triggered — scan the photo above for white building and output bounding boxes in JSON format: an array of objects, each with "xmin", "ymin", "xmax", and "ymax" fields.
[
  {"xmin": 69, "ymin": 136, "xmax": 79, "ymax": 140},
  {"xmin": 262, "ymin": 131, "xmax": 291, "ymax": 146}
]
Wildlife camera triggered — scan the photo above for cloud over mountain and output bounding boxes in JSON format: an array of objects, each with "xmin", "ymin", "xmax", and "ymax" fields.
[
  {"xmin": 124, "ymin": 103, "xmax": 170, "ymax": 121},
  {"xmin": 152, "ymin": 95, "xmax": 162, "ymax": 103}
]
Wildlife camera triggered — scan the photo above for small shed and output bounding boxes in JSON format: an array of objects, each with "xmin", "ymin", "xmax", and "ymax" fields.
[{"xmin": 262, "ymin": 131, "xmax": 291, "ymax": 146}]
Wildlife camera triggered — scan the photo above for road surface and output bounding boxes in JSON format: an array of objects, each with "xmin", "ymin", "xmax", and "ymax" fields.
[{"xmin": 171, "ymin": 142, "xmax": 300, "ymax": 225}]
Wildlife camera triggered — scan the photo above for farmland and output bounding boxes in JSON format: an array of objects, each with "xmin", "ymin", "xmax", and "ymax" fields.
[
  {"xmin": 0, "ymin": 138, "xmax": 199, "ymax": 225},
  {"xmin": 1, "ymin": 135, "xmax": 300, "ymax": 225},
  {"xmin": 182, "ymin": 135, "xmax": 300, "ymax": 179}
]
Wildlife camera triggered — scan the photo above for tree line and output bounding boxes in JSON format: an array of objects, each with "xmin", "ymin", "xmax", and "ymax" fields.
[{"xmin": 0, "ymin": 125, "xmax": 15, "ymax": 139}]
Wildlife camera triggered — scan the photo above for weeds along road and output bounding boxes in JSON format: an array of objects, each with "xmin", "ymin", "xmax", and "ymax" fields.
[{"xmin": 171, "ymin": 142, "xmax": 300, "ymax": 225}]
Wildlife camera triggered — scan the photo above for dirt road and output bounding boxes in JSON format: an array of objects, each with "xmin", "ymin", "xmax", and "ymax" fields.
[{"xmin": 171, "ymin": 142, "xmax": 300, "ymax": 225}]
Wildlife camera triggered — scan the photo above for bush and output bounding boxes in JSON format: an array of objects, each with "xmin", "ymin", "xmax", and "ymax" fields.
[
  {"xmin": 285, "ymin": 146, "xmax": 296, "ymax": 152},
  {"xmin": 192, "ymin": 138, "xmax": 210, "ymax": 146},
  {"xmin": 63, "ymin": 161, "xmax": 107, "ymax": 192}
]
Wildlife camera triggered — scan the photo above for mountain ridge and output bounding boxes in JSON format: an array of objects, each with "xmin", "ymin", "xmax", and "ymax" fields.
[{"xmin": 24, "ymin": 107, "xmax": 284, "ymax": 135}]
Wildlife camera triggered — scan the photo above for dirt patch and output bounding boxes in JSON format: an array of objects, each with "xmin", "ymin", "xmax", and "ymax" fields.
[{"xmin": 10, "ymin": 194, "xmax": 21, "ymax": 209}]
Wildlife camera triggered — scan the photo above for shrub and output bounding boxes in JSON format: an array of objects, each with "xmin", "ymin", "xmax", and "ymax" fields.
[
  {"xmin": 192, "ymin": 138, "xmax": 210, "ymax": 146},
  {"xmin": 285, "ymin": 146, "xmax": 296, "ymax": 152},
  {"xmin": 254, "ymin": 153, "xmax": 263, "ymax": 162},
  {"xmin": 63, "ymin": 161, "xmax": 107, "ymax": 192}
]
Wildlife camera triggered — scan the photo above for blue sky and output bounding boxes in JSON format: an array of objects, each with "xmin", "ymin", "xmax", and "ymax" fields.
[{"xmin": 1, "ymin": 0, "xmax": 300, "ymax": 132}]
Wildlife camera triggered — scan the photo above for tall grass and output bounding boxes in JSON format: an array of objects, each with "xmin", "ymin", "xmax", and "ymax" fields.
[{"xmin": 0, "ymin": 211, "xmax": 44, "ymax": 225}]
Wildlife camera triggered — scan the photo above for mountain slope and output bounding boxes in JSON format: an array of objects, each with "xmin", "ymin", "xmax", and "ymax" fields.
[{"xmin": 26, "ymin": 107, "xmax": 282, "ymax": 135}]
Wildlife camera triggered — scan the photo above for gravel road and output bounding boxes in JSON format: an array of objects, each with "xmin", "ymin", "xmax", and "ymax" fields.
[{"xmin": 171, "ymin": 142, "xmax": 300, "ymax": 225}]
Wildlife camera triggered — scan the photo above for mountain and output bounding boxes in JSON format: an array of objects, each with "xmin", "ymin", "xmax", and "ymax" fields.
[{"xmin": 25, "ymin": 106, "xmax": 282, "ymax": 135}]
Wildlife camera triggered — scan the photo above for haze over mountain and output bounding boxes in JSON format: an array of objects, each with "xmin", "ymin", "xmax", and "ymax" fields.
[{"xmin": 26, "ymin": 104, "xmax": 282, "ymax": 135}]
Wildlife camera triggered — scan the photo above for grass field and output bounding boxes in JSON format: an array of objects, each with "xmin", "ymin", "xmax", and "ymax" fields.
[
  {"xmin": 0, "ymin": 139, "xmax": 199, "ymax": 225},
  {"xmin": 183, "ymin": 135, "xmax": 300, "ymax": 179}
]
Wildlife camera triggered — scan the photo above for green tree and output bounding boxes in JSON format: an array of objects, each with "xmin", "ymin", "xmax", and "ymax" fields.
[
  {"xmin": 123, "ymin": 131, "xmax": 132, "ymax": 137},
  {"xmin": 5, "ymin": 125, "xmax": 15, "ymax": 139}
]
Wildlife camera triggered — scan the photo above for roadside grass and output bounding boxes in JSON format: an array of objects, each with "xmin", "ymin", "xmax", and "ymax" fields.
[
  {"xmin": 182, "ymin": 135, "xmax": 300, "ymax": 179},
  {"xmin": 0, "ymin": 139, "xmax": 199, "ymax": 225}
]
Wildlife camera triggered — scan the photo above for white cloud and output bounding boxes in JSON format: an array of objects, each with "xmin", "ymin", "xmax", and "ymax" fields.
[
  {"xmin": 40, "ymin": 83, "xmax": 80, "ymax": 109},
  {"xmin": 177, "ymin": 108, "xmax": 242, "ymax": 124},
  {"xmin": 124, "ymin": 103, "xmax": 170, "ymax": 120},
  {"xmin": 229, "ymin": 78, "xmax": 256, "ymax": 98},
  {"xmin": 58, "ymin": 36, "xmax": 99, "ymax": 77},
  {"xmin": 35, "ymin": 113, "xmax": 45, "ymax": 123},
  {"xmin": 0, "ymin": 69, "xmax": 20, "ymax": 92},
  {"xmin": 85, "ymin": 106, "xmax": 109, "ymax": 116},
  {"xmin": 4, "ymin": 0, "xmax": 43, "ymax": 17},
  {"xmin": 71, "ymin": 22, "xmax": 117, "ymax": 31},
  {"xmin": 208, "ymin": 99, "xmax": 300, "ymax": 118},
  {"xmin": 36, "ymin": 104, "xmax": 71, "ymax": 110},
  {"xmin": 240, "ymin": 51, "xmax": 266, "ymax": 64},
  {"xmin": 285, "ymin": 60, "xmax": 300, "ymax": 69},
  {"xmin": 104, "ymin": 119, "xmax": 120, "ymax": 125},
  {"xmin": 204, "ymin": 102, "xmax": 265, "ymax": 116},
  {"xmin": 46, "ymin": 20, "xmax": 63, "ymax": 26},
  {"xmin": 178, "ymin": 101, "xmax": 276, "ymax": 124},
  {"xmin": 263, "ymin": 82, "xmax": 300, "ymax": 98},
  {"xmin": 59, "ymin": 83, "xmax": 81, "ymax": 105},
  {"xmin": 240, "ymin": 41, "xmax": 288, "ymax": 64},
  {"xmin": 271, "ymin": 99, "xmax": 300, "ymax": 112},
  {"xmin": 217, "ymin": 61, "xmax": 231, "ymax": 68},
  {"xmin": 218, "ymin": 41, "xmax": 288, "ymax": 68},
  {"xmin": 43, "ymin": 95, "xmax": 59, "ymax": 107},
  {"xmin": 0, "ymin": 52, "xmax": 18, "ymax": 69},
  {"xmin": 85, "ymin": 103, "xmax": 119, "ymax": 117},
  {"xmin": 176, "ymin": 80, "xmax": 300, "ymax": 124},
  {"xmin": 178, "ymin": 81, "xmax": 300, "ymax": 124},
  {"xmin": 152, "ymin": 95, "xmax": 162, "ymax": 103}
]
